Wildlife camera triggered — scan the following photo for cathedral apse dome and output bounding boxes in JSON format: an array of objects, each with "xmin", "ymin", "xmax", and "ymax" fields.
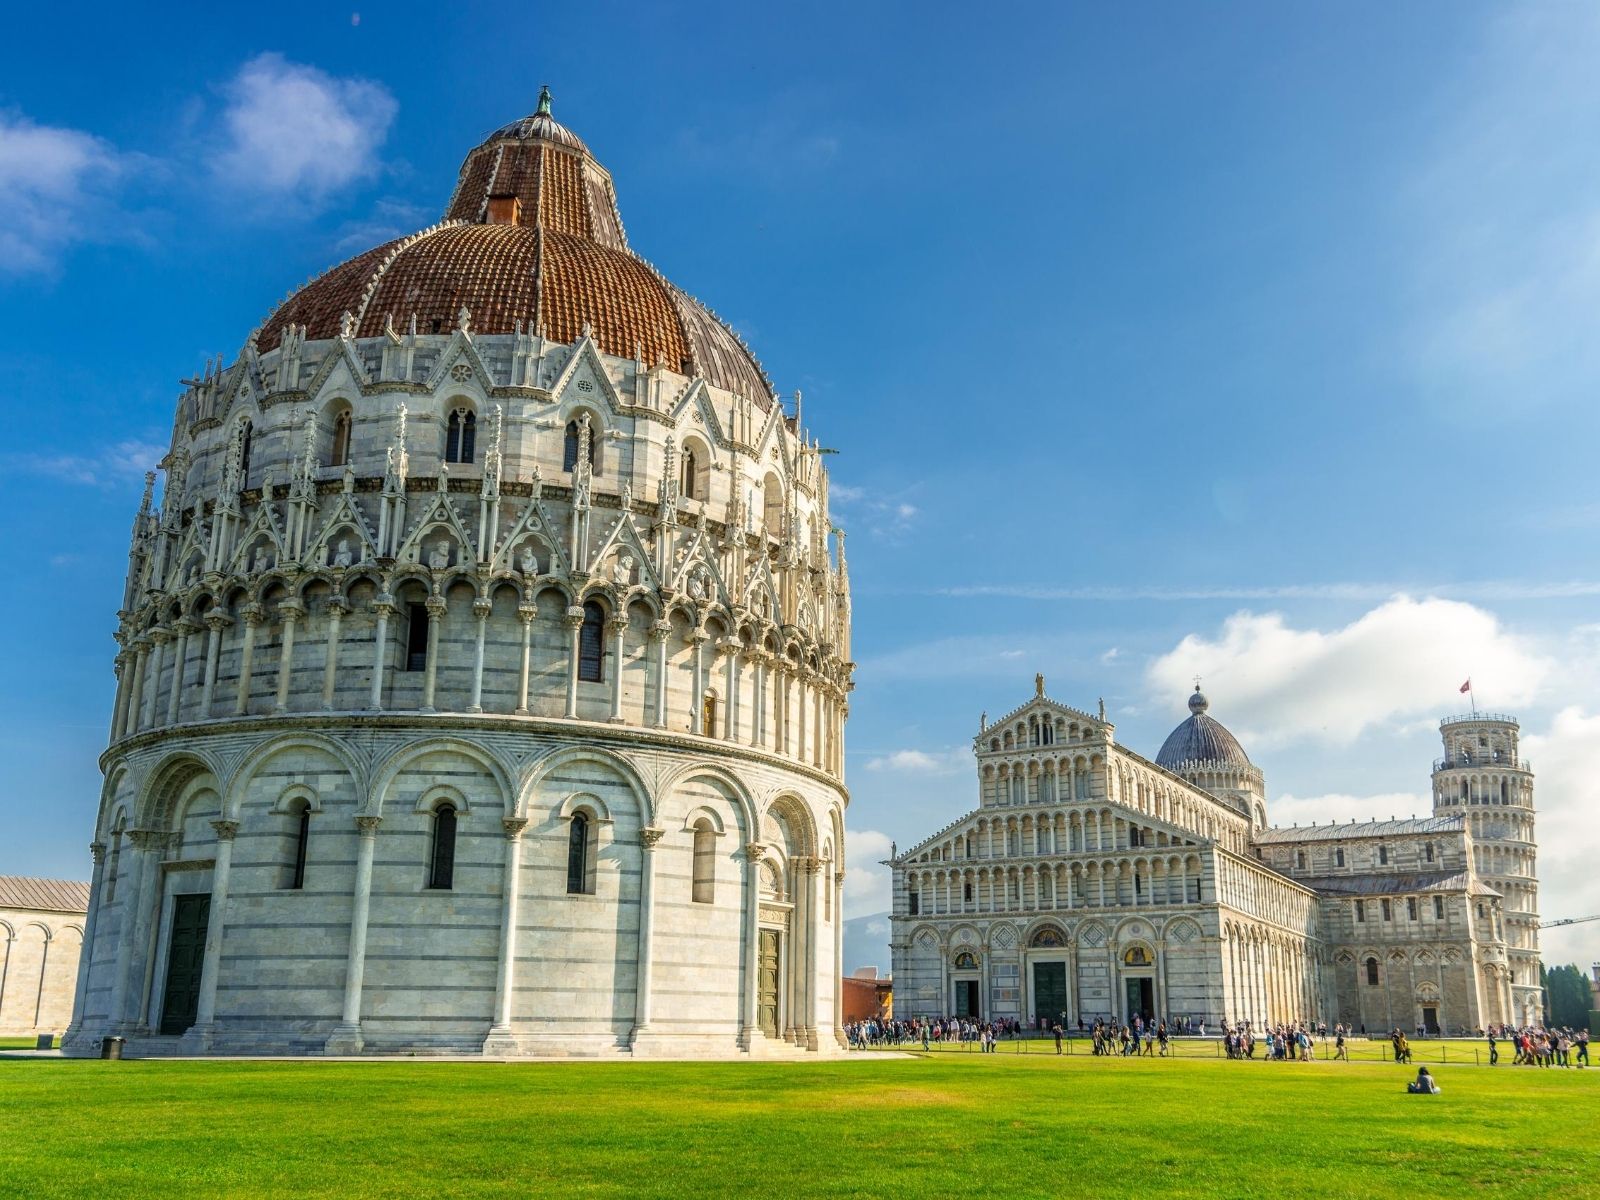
[{"xmin": 67, "ymin": 90, "xmax": 851, "ymax": 1060}]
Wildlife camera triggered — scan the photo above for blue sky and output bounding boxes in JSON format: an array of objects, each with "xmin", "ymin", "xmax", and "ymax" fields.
[{"xmin": 2, "ymin": 2, "xmax": 1597, "ymax": 967}]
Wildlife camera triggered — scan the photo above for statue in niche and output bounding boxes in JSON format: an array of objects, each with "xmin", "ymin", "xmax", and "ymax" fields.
[
  {"xmin": 518, "ymin": 544, "xmax": 539, "ymax": 576},
  {"xmin": 427, "ymin": 539, "xmax": 452, "ymax": 571},
  {"xmin": 332, "ymin": 539, "xmax": 354, "ymax": 569},
  {"xmin": 687, "ymin": 567, "xmax": 708, "ymax": 601},
  {"xmin": 614, "ymin": 554, "xmax": 634, "ymax": 587},
  {"xmin": 249, "ymin": 545, "xmax": 271, "ymax": 575}
]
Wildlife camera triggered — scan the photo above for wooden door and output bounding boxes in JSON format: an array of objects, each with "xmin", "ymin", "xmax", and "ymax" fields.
[
  {"xmin": 758, "ymin": 930, "xmax": 780, "ymax": 1037},
  {"xmin": 159, "ymin": 894, "xmax": 211, "ymax": 1036}
]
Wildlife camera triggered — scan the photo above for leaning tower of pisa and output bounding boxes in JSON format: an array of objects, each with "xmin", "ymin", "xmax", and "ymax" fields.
[
  {"xmin": 65, "ymin": 91, "xmax": 852, "ymax": 1058},
  {"xmin": 1431, "ymin": 713, "xmax": 1542, "ymax": 1024}
]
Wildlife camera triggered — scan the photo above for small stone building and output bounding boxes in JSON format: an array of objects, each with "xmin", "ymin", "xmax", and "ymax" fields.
[{"xmin": 1, "ymin": 877, "xmax": 89, "ymax": 1037}]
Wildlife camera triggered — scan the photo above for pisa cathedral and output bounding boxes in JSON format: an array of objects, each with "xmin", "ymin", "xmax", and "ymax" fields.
[
  {"xmin": 64, "ymin": 92, "xmax": 851, "ymax": 1058},
  {"xmin": 890, "ymin": 680, "xmax": 1542, "ymax": 1034}
]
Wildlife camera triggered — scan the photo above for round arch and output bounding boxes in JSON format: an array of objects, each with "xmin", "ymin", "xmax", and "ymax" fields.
[
  {"xmin": 226, "ymin": 732, "xmax": 367, "ymax": 820},
  {"xmin": 369, "ymin": 736, "xmax": 515, "ymax": 818},
  {"xmin": 516, "ymin": 744, "xmax": 654, "ymax": 826}
]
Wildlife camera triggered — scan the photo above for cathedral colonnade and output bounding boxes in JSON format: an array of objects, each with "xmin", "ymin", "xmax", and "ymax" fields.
[{"xmin": 65, "ymin": 727, "xmax": 845, "ymax": 1057}]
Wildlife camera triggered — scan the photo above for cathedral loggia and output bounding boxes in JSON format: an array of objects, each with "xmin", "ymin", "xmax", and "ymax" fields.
[
  {"xmin": 65, "ymin": 91, "xmax": 851, "ymax": 1058},
  {"xmin": 891, "ymin": 679, "xmax": 1541, "ymax": 1034}
]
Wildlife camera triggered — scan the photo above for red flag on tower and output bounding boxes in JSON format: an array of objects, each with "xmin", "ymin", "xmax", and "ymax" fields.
[{"xmin": 1459, "ymin": 679, "xmax": 1471, "ymax": 694}]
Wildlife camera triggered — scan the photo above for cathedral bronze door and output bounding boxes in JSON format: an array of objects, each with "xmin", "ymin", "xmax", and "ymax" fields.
[
  {"xmin": 954, "ymin": 980, "xmax": 980, "ymax": 1018},
  {"xmin": 159, "ymin": 894, "xmax": 210, "ymax": 1036},
  {"xmin": 1033, "ymin": 962, "xmax": 1068, "ymax": 1024},
  {"xmin": 758, "ymin": 930, "xmax": 781, "ymax": 1037},
  {"xmin": 1124, "ymin": 977, "xmax": 1153, "ymax": 1024}
]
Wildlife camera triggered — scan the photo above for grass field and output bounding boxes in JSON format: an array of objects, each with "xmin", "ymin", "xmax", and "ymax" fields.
[{"xmin": 0, "ymin": 1050, "xmax": 1591, "ymax": 1199}]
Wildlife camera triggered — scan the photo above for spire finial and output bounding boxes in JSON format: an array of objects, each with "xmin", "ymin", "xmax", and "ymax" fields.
[{"xmin": 536, "ymin": 85, "xmax": 553, "ymax": 117}]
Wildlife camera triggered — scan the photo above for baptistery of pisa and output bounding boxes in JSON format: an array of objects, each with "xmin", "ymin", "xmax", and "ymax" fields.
[{"xmin": 64, "ymin": 91, "xmax": 852, "ymax": 1057}]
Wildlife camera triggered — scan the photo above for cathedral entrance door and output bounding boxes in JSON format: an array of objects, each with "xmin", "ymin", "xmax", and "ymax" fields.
[
  {"xmin": 159, "ymin": 894, "xmax": 210, "ymax": 1036},
  {"xmin": 758, "ymin": 930, "xmax": 781, "ymax": 1038},
  {"xmin": 1124, "ymin": 977, "xmax": 1153, "ymax": 1024},
  {"xmin": 1033, "ymin": 962, "xmax": 1068, "ymax": 1025},
  {"xmin": 954, "ymin": 980, "xmax": 980, "ymax": 1018},
  {"xmin": 1422, "ymin": 1006, "xmax": 1438, "ymax": 1035}
]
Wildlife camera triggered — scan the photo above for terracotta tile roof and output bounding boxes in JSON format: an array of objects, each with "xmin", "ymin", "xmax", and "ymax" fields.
[
  {"xmin": 0, "ymin": 876, "xmax": 90, "ymax": 914},
  {"xmin": 254, "ymin": 101, "xmax": 773, "ymax": 403},
  {"xmin": 1255, "ymin": 816, "xmax": 1464, "ymax": 844}
]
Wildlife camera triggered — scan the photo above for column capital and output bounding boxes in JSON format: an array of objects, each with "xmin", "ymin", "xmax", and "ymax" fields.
[
  {"xmin": 90, "ymin": 841, "xmax": 107, "ymax": 864},
  {"xmin": 174, "ymin": 615, "xmax": 203, "ymax": 636},
  {"xmin": 606, "ymin": 614, "xmax": 630, "ymax": 636},
  {"xmin": 371, "ymin": 598, "xmax": 397, "ymax": 618},
  {"xmin": 648, "ymin": 620, "xmax": 672, "ymax": 643},
  {"xmin": 127, "ymin": 829, "xmax": 170, "ymax": 852},
  {"xmin": 325, "ymin": 598, "xmax": 351, "ymax": 618},
  {"xmin": 279, "ymin": 599, "xmax": 306, "ymax": 620},
  {"xmin": 744, "ymin": 841, "xmax": 767, "ymax": 862},
  {"xmin": 148, "ymin": 625, "xmax": 173, "ymax": 645},
  {"xmin": 473, "ymin": 599, "xmax": 493, "ymax": 619},
  {"xmin": 639, "ymin": 826, "xmax": 665, "ymax": 849},
  {"xmin": 835, "ymin": 871, "xmax": 845, "ymax": 887},
  {"xmin": 517, "ymin": 603, "xmax": 539, "ymax": 624},
  {"xmin": 209, "ymin": 819, "xmax": 240, "ymax": 842},
  {"xmin": 354, "ymin": 814, "xmax": 383, "ymax": 837},
  {"xmin": 501, "ymin": 817, "xmax": 530, "ymax": 841},
  {"xmin": 564, "ymin": 605, "xmax": 585, "ymax": 628},
  {"xmin": 424, "ymin": 596, "xmax": 447, "ymax": 618},
  {"xmin": 204, "ymin": 610, "xmax": 234, "ymax": 632}
]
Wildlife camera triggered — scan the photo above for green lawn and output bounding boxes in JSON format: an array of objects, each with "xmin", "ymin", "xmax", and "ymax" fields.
[{"xmin": 0, "ymin": 1051, "xmax": 1591, "ymax": 1199}]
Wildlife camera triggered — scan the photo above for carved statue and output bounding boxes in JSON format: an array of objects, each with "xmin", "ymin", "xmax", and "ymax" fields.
[
  {"xmin": 428, "ymin": 539, "xmax": 451, "ymax": 571},
  {"xmin": 688, "ymin": 568, "xmax": 708, "ymax": 601},
  {"xmin": 249, "ymin": 545, "xmax": 269, "ymax": 575},
  {"xmin": 614, "ymin": 554, "xmax": 634, "ymax": 586},
  {"xmin": 519, "ymin": 544, "xmax": 539, "ymax": 576},
  {"xmin": 333, "ymin": 539, "xmax": 353, "ymax": 569}
]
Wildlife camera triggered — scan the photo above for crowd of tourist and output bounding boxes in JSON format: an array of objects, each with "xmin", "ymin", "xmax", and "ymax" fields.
[{"xmin": 848, "ymin": 1012, "xmax": 1591, "ymax": 1070}]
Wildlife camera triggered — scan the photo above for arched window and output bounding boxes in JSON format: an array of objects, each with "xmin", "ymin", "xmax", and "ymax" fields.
[
  {"xmin": 701, "ymin": 692, "xmax": 718, "ymax": 738},
  {"xmin": 445, "ymin": 407, "xmax": 476, "ymax": 463},
  {"xmin": 286, "ymin": 799, "xmax": 310, "ymax": 890},
  {"xmin": 330, "ymin": 409, "xmax": 352, "ymax": 467},
  {"xmin": 681, "ymin": 445, "xmax": 699, "ymax": 500},
  {"xmin": 1365, "ymin": 957, "xmax": 1379, "ymax": 987},
  {"xmin": 578, "ymin": 601, "xmax": 606, "ymax": 682},
  {"xmin": 564, "ymin": 418, "xmax": 599, "ymax": 473},
  {"xmin": 238, "ymin": 420, "xmax": 254, "ymax": 488},
  {"xmin": 428, "ymin": 804, "xmax": 457, "ymax": 890},
  {"xmin": 691, "ymin": 820, "xmax": 716, "ymax": 904},
  {"xmin": 567, "ymin": 813, "xmax": 593, "ymax": 895}
]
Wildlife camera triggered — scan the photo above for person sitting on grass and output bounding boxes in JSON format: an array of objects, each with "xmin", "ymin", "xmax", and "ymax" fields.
[{"xmin": 1406, "ymin": 1066, "xmax": 1441, "ymax": 1094}]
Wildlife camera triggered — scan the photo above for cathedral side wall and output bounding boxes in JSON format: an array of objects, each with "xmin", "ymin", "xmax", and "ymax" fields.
[{"xmin": 0, "ymin": 908, "xmax": 84, "ymax": 1037}]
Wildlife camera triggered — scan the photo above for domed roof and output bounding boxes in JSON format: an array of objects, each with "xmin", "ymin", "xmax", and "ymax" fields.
[
  {"xmin": 254, "ymin": 88, "xmax": 773, "ymax": 404},
  {"xmin": 1155, "ymin": 688, "xmax": 1253, "ymax": 770}
]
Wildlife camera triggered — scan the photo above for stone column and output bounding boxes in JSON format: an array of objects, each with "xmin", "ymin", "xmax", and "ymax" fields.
[
  {"xmin": 722, "ymin": 640, "xmax": 740, "ymax": 740},
  {"xmin": 142, "ymin": 628, "xmax": 171, "ymax": 730},
  {"xmin": 368, "ymin": 599, "xmax": 394, "ymax": 711},
  {"xmin": 326, "ymin": 815, "xmax": 382, "ymax": 1054},
  {"xmin": 64, "ymin": 841, "xmax": 107, "ymax": 1044},
  {"xmin": 740, "ymin": 841, "xmax": 765, "ymax": 1049},
  {"xmin": 608, "ymin": 615, "xmax": 629, "ymax": 722},
  {"xmin": 483, "ymin": 817, "xmax": 529, "ymax": 1054},
  {"xmin": 233, "ymin": 605, "xmax": 262, "ymax": 715},
  {"xmin": 771, "ymin": 665, "xmax": 786, "ymax": 755},
  {"xmin": 795, "ymin": 672, "xmax": 808, "ymax": 766},
  {"xmin": 110, "ymin": 651, "xmax": 132, "ymax": 741},
  {"xmin": 420, "ymin": 596, "xmax": 445, "ymax": 712},
  {"xmin": 166, "ymin": 621, "xmax": 193, "ymax": 725},
  {"xmin": 186, "ymin": 819, "xmax": 239, "ymax": 1045},
  {"xmin": 200, "ymin": 611, "xmax": 231, "ymax": 717},
  {"xmin": 689, "ymin": 630, "xmax": 708, "ymax": 733},
  {"xmin": 467, "ymin": 599, "xmax": 492, "ymax": 713},
  {"xmin": 631, "ymin": 826, "xmax": 665, "ymax": 1048},
  {"xmin": 321, "ymin": 600, "xmax": 347, "ymax": 709},
  {"xmin": 747, "ymin": 654, "xmax": 765, "ymax": 748},
  {"xmin": 514, "ymin": 604, "xmax": 537, "ymax": 714},
  {"xmin": 649, "ymin": 621, "xmax": 671, "ymax": 728},
  {"xmin": 563, "ymin": 606, "xmax": 583, "ymax": 718},
  {"xmin": 833, "ymin": 868, "xmax": 847, "ymax": 1047},
  {"xmin": 272, "ymin": 601, "xmax": 303, "ymax": 713},
  {"xmin": 126, "ymin": 638, "xmax": 151, "ymax": 734},
  {"xmin": 110, "ymin": 831, "xmax": 164, "ymax": 1032}
]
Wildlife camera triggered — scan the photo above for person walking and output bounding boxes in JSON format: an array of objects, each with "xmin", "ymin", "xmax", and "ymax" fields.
[
  {"xmin": 1486, "ymin": 1030, "xmax": 1498, "ymax": 1065},
  {"xmin": 1334, "ymin": 1028, "xmax": 1348, "ymax": 1061},
  {"xmin": 1053, "ymin": 1024, "xmax": 1063, "ymax": 1055}
]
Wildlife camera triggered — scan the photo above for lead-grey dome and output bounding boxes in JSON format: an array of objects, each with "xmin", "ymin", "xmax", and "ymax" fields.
[{"xmin": 1155, "ymin": 688, "xmax": 1252, "ymax": 769}]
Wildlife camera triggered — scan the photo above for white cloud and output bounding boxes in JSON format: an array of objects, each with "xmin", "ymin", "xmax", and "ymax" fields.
[
  {"xmin": 0, "ymin": 112, "xmax": 126, "ymax": 274},
  {"xmin": 214, "ymin": 54, "xmax": 396, "ymax": 202},
  {"xmin": 1147, "ymin": 596, "xmax": 1549, "ymax": 747},
  {"xmin": 864, "ymin": 748, "xmax": 967, "ymax": 775},
  {"xmin": 11, "ymin": 439, "xmax": 166, "ymax": 487},
  {"xmin": 829, "ymin": 481, "xmax": 919, "ymax": 538},
  {"xmin": 331, "ymin": 196, "xmax": 429, "ymax": 253},
  {"xmin": 844, "ymin": 828, "xmax": 893, "ymax": 918},
  {"xmin": 935, "ymin": 581, "xmax": 1600, "ymax": 602}
]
